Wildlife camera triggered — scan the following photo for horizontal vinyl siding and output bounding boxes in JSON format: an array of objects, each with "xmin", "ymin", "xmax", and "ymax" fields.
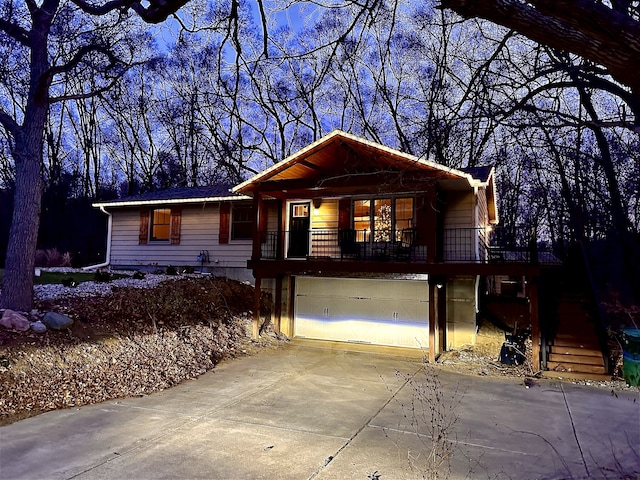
[
  {"xmin": 443, "ymin": 191, "xmax": 476, "ymax": 261},
  {"xmin": 110, "ymin": 204, "xmax": 252, "ymax": 269},
  {"xmin": 477, "ymin": 188, "xmax": 488, "ymax": 228},
  {"xmin": 444, "ymin": 191, "xmax": 474, "ymax": 229},
  {"xmin": 266, "ymin": 202, "xmax": 279, "ymax": 231},
  {"xmin": 311, "ymin": 199, "xmax": 338, "ymax": 230}
]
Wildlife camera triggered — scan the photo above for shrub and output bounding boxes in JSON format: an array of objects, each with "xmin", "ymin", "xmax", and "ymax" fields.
[
  {"xmin": 34, "ymin": 250, "xmax": 48, "ymax": 267},
  {"xmin": 166, "ymin": 265, "xmax": 177, "ymax": 275},
  {"xmin": 61, "ymin": 252, "xmax": 72, "ymax": 267},
  {"xmin": 94, "ymin": 270, "xmax": 112, "ymax": 282},
  {"xmin": 132, "ymin": 271, "xmax": 146, "ymax": 280},
  {"xmin": 44, "ymin": 248, "xmax": 64, "ymax": 267}
]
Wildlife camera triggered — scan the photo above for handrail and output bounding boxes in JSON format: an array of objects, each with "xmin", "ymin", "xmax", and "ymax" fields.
[
  {"xmin": 256, "ymin": 226, "xmax": 559, "ymax": 264},
  {"xmin": 578, "ymin": 240, "xmax": 610, "ymax": 373}
]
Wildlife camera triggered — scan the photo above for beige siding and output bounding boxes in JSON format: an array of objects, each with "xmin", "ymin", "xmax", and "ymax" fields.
[
  {"xmin": 310, "ymin": 199, "xmax": 338, "ymax": 229},
  {"xmin": 109, "ymin": 204, "xmax": 252, "ymax": 270},
  {"xmin": 266, "ymin": 202, "xmax": 280, "ymax": 231},
  {"xmin": 443, "ymin": 191, "xmax": 474, "ymax": 228},
  {"xmin": 443, "ymin": 191, "xmax": 476, "ymax": 261},
  {"xmin": 477, "ymin": 187, "xmax": 488, "ymax": 228},
  {"xmin": 446, "ymin": 276, "xmax": 477, "ymax": 349},
  {"xmin": 476, "ymin": 188, "xmax": 489, "ymax": 260}
]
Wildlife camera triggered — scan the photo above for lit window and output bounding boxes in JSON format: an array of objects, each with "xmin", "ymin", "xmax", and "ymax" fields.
[
  {"xmin": 150, "ymin": 208, "xmax": 170, "ymax": 241},
  {"xmin": 394, "ymin": 198, "xmax": 414, "ymax": 240},
  {"xmin": 232, "ymin": 205, "xmax": 253, "ymax": 240},
  {"xmin": 352, "ymin": 197, "xmax": 413, "ymax": 242}
]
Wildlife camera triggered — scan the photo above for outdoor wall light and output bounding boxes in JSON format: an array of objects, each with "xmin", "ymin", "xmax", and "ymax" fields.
[{"xmin": 313, "ymin": 198, "xmax": 322, "ymax": 209}]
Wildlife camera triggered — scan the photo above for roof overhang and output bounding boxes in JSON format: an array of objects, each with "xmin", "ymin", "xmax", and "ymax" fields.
[
  {"xmin": 93, "ymin": 195, "xmax": 251, "ymax": 209},
  {"xmin": 232, "ymin": 130, "xmax": 481, "ymax": 198}
]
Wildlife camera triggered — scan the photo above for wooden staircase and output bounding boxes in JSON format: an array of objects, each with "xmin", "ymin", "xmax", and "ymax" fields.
[{"xmin": 545, "ymin": 291, "xmax": 609, "ymax": 380}]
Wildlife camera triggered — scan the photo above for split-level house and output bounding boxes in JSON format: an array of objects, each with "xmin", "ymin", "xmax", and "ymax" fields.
[
  {"xmin": 232, "ymin": 130, "xmax": 547, "ymax": 362},
  {"xmin": 91, "ymin": 185, "xmax": 255, "ymax": 282},
  {"xmin": 96, "ymin": 131, "xmax": 586, "ymax": 372}
]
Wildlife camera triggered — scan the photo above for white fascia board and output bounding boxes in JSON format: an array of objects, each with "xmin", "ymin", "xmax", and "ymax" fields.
[{"xmin": 92, "ymin": 195, "xmax": 252, "ymax": 209}]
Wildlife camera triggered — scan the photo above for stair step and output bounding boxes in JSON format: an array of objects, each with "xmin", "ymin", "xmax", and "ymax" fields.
[
  {"xmin": 548, "ymin": 353, "xmax": 604, "ymax": 366},
  {"xmin": 554, "ymin": 332, "xmax": 597, "ymax": 339},
  {"xmin": 542, "ymin": 370, "xmax": 611, "ymax": 382},
  {"xmin": 552, "ymin": 338, "xmax": 600, "ymax": 349},
  {"xmin": 546, "ymin": 361, "xmax": 606, "ymax": 375},
  {"xmin": 549, "ymin": 346, "xmax": 603, "ymax": 357},
  {"xmin": 547, "ymin": 360, "xmax": 605, "ymax": 374}
]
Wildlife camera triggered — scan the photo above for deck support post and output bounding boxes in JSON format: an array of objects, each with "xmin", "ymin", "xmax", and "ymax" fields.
[
  {"xmin": 529, "ymin": 276, "xmax": 541, "ymax": 372},
  {"xmin": 252, "ymin": 193, "xmax": 263, "ymax": 261},
  {"xmin": 429, "ymin": 281, "xmax": 437, "ymax": 363},
  {"xmin": 274, "ymin": 275, "xmax": 283, "ymax": 334},
  {"xmin": 253, "ymin": 276, "xmax": 262, "ymax": 339}
]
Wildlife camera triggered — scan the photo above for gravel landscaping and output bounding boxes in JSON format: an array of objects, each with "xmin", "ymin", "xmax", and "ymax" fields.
[
  {"xmin": 0, "ymin": 270, "xmax": 285, "ymax": 426},
  {"xmin": 0, "ymin": 269, "xmax": 634, "ymax": 427}
]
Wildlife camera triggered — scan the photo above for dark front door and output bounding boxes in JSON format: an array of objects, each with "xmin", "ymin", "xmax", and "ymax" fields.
[{"xmin": 288, "ymin": 202, "xmax": 310, "ymax": 258}]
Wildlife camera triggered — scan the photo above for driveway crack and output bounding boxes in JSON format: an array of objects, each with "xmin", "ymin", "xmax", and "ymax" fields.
[
  {"xmin": 561, "ymin": 383, "xmax": 590, "ymax": 478},
  {"xmin": 306, "ymin": 365, "xmax": 420, "ymax": 480}
]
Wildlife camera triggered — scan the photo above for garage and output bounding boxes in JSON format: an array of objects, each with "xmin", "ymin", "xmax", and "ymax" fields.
[{"xmin": 294, "ymin": 277, "xmax": 429, "ymax": 349}]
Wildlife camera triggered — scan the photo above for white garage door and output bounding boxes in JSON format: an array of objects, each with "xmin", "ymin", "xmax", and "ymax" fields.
[{"xmin": 294, "ymin": 277, "xmax": 429, "ymax": 349}]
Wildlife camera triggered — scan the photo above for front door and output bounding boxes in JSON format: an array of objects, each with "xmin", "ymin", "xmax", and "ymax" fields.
[{"xmin": 288, "ymin": 202, "xmax": 310, "ymax": 258}]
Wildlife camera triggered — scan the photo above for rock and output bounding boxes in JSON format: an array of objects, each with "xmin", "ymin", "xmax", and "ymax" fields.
[
  {"xmin": 31, "ymin": 321, "xmax": 47, "ymax": 334},
  {"xmin": 43, "ymin": 311, "xmax": 74, "ymax": 330},
  {"xmin": 0, "ymin": 310, "xmax": 31, "ymax": 332}
]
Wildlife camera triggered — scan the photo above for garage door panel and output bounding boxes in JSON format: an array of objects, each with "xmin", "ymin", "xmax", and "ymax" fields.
[{"xmin": 294, "ymin": 277, "xmax": 429, "ymax": 349}]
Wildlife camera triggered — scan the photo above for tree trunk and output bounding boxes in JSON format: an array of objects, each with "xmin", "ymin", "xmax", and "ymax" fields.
[
  {"xmin": 1, "ymin": 134, "xmax": 44, "ymax": 311},
  {"xmin": 0, "ymin": 7, "xmax": 53, "ymax": 312}
]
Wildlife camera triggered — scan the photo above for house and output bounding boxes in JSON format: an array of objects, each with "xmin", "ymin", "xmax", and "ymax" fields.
[
  {"xmin": 93, "ymin": 131, "xmax": 610, "ymax": 375},
  {"xmin": 91, "ymin": 185, "xmax": 255, "ymax": 283},
  {"xmin": 231, "ymin": 130, "xmax": 551, "ymax": 362}
]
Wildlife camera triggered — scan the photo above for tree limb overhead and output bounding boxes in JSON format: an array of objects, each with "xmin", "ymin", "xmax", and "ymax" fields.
[{"xmin": 440, "ymin": 0, "xmax": 640, "ymax": 93}]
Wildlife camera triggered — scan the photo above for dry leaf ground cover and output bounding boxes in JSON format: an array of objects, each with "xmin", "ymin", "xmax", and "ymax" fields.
[{"xmin": 0, "ymin": 276, "xmax": 283, "ymax": 426}]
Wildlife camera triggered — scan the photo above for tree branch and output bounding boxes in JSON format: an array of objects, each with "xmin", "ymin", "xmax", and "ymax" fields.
[
  {"xmin": 0, "ymin": 108, "xmax": 19, "ymax": 137},
  {"xmin": 70, "ymin": 0, "xmax": 190, "ymax": 24},
  {"xmin": 440, "ymin": 0, "xmax": 640, "ymax": 93},
  {"xmin": 0, "ymin": 18, "xmax": 30, "ymax": 45},
  {"xmin": 46, "ymin": 44, "xmax": 120, "ymax": 78}
]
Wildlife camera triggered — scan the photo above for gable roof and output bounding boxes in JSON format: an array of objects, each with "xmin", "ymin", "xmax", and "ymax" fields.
[
  {"xmin": 233, "ymin": 130, "xmax": 493, "ymax": 196},
  {"xmin": 461, "ymin": 166, "xmax": 493, "ymax": 183},
  {"xmin": 93, "ymin": 185, "xmax": 250, "ymax": 208}
]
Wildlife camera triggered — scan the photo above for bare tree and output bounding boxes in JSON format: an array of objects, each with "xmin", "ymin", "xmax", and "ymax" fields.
[
  {"xmin": 439, "ymin": 0, "xmax": 640, "ymax": 95},
  {"xmin": 0, "ymin": 0, "xmax": 190, "ymax": 311}
]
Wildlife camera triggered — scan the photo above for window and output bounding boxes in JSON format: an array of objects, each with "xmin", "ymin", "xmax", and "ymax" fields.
[
  {"xmin": 232, "ymin": 205, "xmax": 253, "ymax": 240},
  {"xmin": 394, "ymin": 198, "xmax": 414, "ymax": 240},
  {"xmin": 150, "ymin": 208, "xmax": 171, "ymax": 241},
  {"xmin": 352, "ymin": 197, "xmax": 413, "ymax": 241}
]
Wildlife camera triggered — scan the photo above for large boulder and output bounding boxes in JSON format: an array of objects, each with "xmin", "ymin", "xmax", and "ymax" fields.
[
  {"xmin": 43, "ymin": 312, "xmax": 74, "ymax": 330},
  {"xmin": 0, "ymin": 310, "xmax": 31, "ymax": 332}
]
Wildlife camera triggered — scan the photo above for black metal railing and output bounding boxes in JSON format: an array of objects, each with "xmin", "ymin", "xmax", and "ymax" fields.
[{"xmin": 257, "ymin": 226, "xmax": 558, "ymax": 264}]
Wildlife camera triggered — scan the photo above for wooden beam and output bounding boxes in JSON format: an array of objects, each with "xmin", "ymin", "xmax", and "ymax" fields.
[
  {"xmin": 274, "ymin": 275, "xmax": 283, "ymax": 334},
  {"xmin": 252, "ymin": 194, "xmax": 262, "ymax": 261},
  {"xmin": 248, "ymin": 258, "xmax": 549, "ymax": 278},
  {"xmin": 253, "ymin": 276, "xmax": 261, "ymax": 339},
  {"xmin": 429, "ymin": 281, "xmax": 436, "ymax": 363}
]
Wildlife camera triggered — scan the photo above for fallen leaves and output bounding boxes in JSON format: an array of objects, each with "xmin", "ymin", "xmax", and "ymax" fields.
[{"xmin": 0, "ymin": 276, "xmax": 282, "ymax": 425}]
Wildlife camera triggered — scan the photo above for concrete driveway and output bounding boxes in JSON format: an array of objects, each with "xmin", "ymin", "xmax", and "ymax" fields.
[{"xmin": 1, "ymin": 344, "xmax": 638, "ymax": 479}]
